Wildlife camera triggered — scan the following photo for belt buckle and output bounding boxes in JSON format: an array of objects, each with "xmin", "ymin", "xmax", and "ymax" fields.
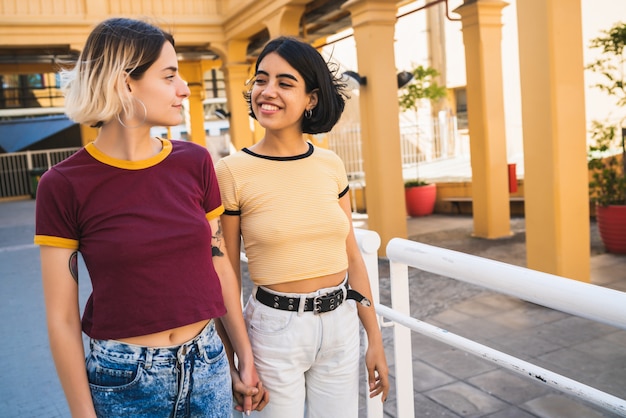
[
  {"xmin": 313, "ymin": 295, "xmax": 323, "ymax": 314},
  {"xmin": 313, "ymin": 289, "xmax": 342, "ymax": 315}
]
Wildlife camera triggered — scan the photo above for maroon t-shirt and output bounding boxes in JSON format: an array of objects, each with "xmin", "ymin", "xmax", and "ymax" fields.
[{"xmin": 34, "ymin": 139, "xmax": 226, "ymax": 340}]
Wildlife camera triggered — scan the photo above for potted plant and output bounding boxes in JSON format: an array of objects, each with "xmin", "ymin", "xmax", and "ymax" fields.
[
  {"xmin": 398, "ymin": 65, "xmax": 447, "ymax": 216},
  {"xmin": 587, "ymin": 121, "xmax": 626, "ymax": 253},
  {"xmin": 586, "ymin": 22, "xmax": 626, "ymax": 254}
]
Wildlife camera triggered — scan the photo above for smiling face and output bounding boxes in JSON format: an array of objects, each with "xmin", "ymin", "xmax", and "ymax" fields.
[
  {"xmin": 127, "ymin": 42, "xmax": 190, "ymax": 128},
  {"xmin": 251, "ymin": 52, "xmax": 318, "ymax": 134}
]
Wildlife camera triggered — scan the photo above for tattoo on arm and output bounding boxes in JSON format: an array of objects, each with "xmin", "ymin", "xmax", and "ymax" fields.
[
  {"xmin": 69, "ymin": 251, "xmax": 78, "ymax": 284},
  {"xmin": 212, "ymin": 219, "xmax": 225, "ymax": 257}
]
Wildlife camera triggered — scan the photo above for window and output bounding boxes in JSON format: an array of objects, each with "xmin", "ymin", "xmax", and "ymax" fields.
[
  {"xmin": 0, "ymin": 73, "xmax": 64, "ymax": 109},
  {"xmin": 454, "ymin": 87, "xmax": 468, "ymax": 130}
]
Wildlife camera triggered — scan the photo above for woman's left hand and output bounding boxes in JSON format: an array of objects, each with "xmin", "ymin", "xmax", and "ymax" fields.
[{"xmin": 365, "ymin": 341, "xmax": 389, "ymax": 402}]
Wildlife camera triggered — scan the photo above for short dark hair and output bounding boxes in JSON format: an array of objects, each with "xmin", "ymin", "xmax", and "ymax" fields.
[{"xmin": 244, "ymin": 36, "xmax": 348, "ymax": 134}]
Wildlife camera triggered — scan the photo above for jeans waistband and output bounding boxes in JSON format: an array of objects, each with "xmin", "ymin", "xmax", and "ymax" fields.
[{"xmin": 89, "ymin": 319, "xmax": 215, "ymax": 364}]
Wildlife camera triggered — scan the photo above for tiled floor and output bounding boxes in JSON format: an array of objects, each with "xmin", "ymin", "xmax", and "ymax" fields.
[{"xmin": 1, "ymin": 199, "xmax": 625, "ymax": 417}]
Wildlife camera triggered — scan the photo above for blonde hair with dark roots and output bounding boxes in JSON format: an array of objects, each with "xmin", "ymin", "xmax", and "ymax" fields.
[{"xmin": 61, "ymin": 18, "xmax": 174, "ymax": 127}]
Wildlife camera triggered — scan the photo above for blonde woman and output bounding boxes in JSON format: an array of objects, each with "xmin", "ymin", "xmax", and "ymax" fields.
[{"xmin": 35, "ymin": 18, "xmax": 266, "ymax": 417}]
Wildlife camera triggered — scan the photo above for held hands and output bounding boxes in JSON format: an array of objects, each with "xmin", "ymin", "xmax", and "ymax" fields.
[
  {"xmin": 366, "ymin": 342, "xmax": 390, "ymax": 402},
  {"xmin": 231, "ymin": 366, "xmax": 269, "ymax": 415}
]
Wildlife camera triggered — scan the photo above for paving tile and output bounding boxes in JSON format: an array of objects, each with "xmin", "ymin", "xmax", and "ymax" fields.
[
  {"xmin": 571, "ymin": 333, "xmax": 626, "ymax": 362},
  {"xmin": 412, "ymin": 331, "xmax": 458, "ymax": 357},
  {"xmin": 429, "ymin": 308, "xmax": 475, "ymax": 327},
  {"xmin": 467, "ymin": 368, "xmax": 558, "ymax": 405},
  {"xmin": 533, "ymin": 316, "xmax": 620, "ymax": 347},
  {"xmin": 445, "ymin": 316, "xmax": 519, "ymax": 341},
  {"xmin": 483, "ymin": 405, "xmax": 537, "ymax": 418},
  {"xmin": 449, "ymin": 299, "xmax": 505, "ymax": 318},
  {"xmin": 412, "ymin": 393, "xmax": 462, "ymax": 417},
  {"xmin": 521, "ymin": 393, "xmax": 621, "ymax": 418},
  {"xmin": 411, "ymin": 359, "xmax": 458, "ymax": 392},
  {"xmin": 604, "ymin": 329, "xmax": 626, "ymax": 347},
  {"xmin": 421, "ymin": 347, "xmax": 497, "ymax": 380},
  {"xmin": 424, "ymin": 381, "xmax": 510, "ymax": 417},
  {"xmin": 485, "ymin": 307, "xmax": 553, "ymax": 332},
  {"xmin": 467, "ymin": 293, "xmax": 528, "ymax": 312},
  {"xmin": 486, "ymin": 329, "xmax": 564, "ymax": 360}
]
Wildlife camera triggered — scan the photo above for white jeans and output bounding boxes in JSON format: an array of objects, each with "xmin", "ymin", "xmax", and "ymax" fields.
[{"xmin": 244, "ymin": 284, "xmax": 361, "ymax": 418}]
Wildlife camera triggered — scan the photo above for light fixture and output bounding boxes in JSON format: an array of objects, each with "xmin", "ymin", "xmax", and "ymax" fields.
[
  {"xmin": 397, "ymin": 71, "xmax": 414, "ymax": 89},
  {"xmin": 342, "ymin": 70, "xmax": 367, "ymax": 90},
  {"xmin": 341, "ymin": 70, "xmax": 415, "ymax": 90},
  {"xmin": 214, "ymin": 108, "xmax": 231, "ymax": 120}
]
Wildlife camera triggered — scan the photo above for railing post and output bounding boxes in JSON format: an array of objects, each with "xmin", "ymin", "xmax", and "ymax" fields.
[
  {"xmin": 354, "ymin": 228, "xmax": 384, "ymax": 418},
  {"xmin": 388, "ymin": 259, "xmax": 415, "ymax": 418}
]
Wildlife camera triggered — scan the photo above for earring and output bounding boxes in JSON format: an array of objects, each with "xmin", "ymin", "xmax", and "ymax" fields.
[
  {"xmin": 304, "ymin": 109, "xmax": 312, "ymax": 119},
  {"xmin": 117, "ymin": 98, "xmax": 147, "ymax": 129}
]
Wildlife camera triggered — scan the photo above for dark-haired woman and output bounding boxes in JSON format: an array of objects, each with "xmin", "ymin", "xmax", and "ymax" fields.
[{"xmin": 216, "ymin": 36, "xmax": 389, "ymax": 418}]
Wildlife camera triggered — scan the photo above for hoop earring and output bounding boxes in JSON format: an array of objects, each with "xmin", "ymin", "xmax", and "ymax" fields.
[
  {"xmin": 117, "ymin": 98, "xmax": 147, "ymax": 129},
  {"xmin": 304, "ymin": 109, "xmax": 312, "ymax": 119}
]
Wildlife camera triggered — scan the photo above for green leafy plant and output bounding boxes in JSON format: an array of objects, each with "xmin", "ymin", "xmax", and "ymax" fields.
[
  {"xmin": 587, "ymin": 121, "xmax": 626, "ymax": 206},
  {"xmin": 586, "ymin": 22, "xmax": 626, "ymax": 206},
  {"xmin": 403, "ymin": 179, "xmax": 430, "ymax": 188},
  {"xmin": 398, "ymin": 65, "xmax": 448, "ymax": 113},
  {"xmin": 398, "ymin": 65, "xmax": 447, "ymax": 188}
]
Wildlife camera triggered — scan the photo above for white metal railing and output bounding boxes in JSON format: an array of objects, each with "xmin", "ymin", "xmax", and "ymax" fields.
[
  {"xmin": 327, "ymin": 114, "xmax": 465, "ymax": 182},
  {"xmin": 235, "ymin": 230, "xmax": 626, "ymax": 417},
  {"xmin": 361, "ymin": 234, "xmax": 626, "ymax": 418}
]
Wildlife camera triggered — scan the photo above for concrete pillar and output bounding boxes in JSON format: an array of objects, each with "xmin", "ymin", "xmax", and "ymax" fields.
[
  {"xmin": 263, "ymin": 4, "xmax": 305, "ymax": 38},
  {"xmin": 221, "ymin": 39, "xmax": 255, "ymax": 150},
  {"xmin": 343, "ymin": 0, "xmax": 408, "ymax": 255},
  {"xmin": 455, "ymin": 0, "xmax": 512, "ymax": 239},
  {"xmin": 79, "ymin": 124, "xmax": 98, "ymax": 145},
  {"xmin": 179, "ymin": 61, "xmax": 206, "ymax": 146},
  {"xmin": 516, "ymin": 0, "xmax": 590, "ymax": 281}
]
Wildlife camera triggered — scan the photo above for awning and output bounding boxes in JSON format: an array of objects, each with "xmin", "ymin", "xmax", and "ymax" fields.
[{"xmin": 0, "ymin": 114, "xmax": 76, "ymax": 153}]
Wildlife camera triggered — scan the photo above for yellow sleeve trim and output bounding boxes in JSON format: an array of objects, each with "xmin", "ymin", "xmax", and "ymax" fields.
[
  {"xmin": 34, "ymin": 235, "xmax": 79, "ymax": 250},
  {"xmin": 205, "ymin": 205, "xmax": 225, "ymax": 221}
]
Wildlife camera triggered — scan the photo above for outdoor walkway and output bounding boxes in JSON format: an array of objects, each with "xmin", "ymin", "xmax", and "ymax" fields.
[{"xmin": 1, "ymin": 198, "xmax": 625, "ymax": 417}]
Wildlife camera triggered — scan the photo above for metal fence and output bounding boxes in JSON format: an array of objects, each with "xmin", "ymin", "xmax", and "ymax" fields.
[
  {"xmin": 1, "ymin": 114, "xmax": 463, "ymax": 199},
  {"xmin": 0, "ymin": 148, "xmax": 79, "ymax": 198},
  {"xmin": 327, "ymin": 114, "xmax": 466, "ymax": 182},
  {"xmin": 355, "ymin": 230, "xmax": 626, "ymax": 418}
]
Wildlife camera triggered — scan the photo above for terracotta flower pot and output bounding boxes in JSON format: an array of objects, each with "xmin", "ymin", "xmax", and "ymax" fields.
[
  {"xmin": 596, "ymin": 204, "xmax": 626, "ymax": 254},
  {"xmin": 405, "ymin": 183, "xmax": 437, "ymax": 217}
]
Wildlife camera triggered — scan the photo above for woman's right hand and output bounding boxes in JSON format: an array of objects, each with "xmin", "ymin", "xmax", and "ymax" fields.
[{"xmin": 231, "ymin": 367, "xmax": 269, "ymax": 414}]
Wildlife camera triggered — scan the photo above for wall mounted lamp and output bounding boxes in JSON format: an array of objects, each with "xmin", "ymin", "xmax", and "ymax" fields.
[
  {"xmin": 341, "ymin": 70, "xmax": 415, "ymax": 90},
  {"xmin": 342, "ymin": 70, "xmax": 366, "ymax": 90},
  {"xmin": 396, "ymin": 71, "xmax": 414, "ymax": 89},
  {"xmin": 214, "ymin": 108, "xmax": 231, "ymax": 120}
]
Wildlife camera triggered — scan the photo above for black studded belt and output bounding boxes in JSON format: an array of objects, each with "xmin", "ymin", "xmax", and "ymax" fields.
[{"xmin": 254, "ymin": 285, "xmax": 371, "ymax": 314}]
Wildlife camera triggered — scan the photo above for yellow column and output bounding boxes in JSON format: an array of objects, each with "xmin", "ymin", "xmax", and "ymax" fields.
[
  {"xmin": 221, "ymin": 39, "xmax": 255, "ymax": 150},
  {"xmin": 516, "ymin": 0, "xmax": 590, "ymax": 281},
  {"xmin": 179, "ymin": 61, "xmax": 206, "ymax": 146},
  {"xmin": 79, "ymin": 124, "xmax": 98, "ymax": 145},
  {"xmin": 263, "ymin": 4, "xmax": 304, "ymax": 38},
  {"xmin": 343, "ymin": 0, "xmax": 408, "ymax": 255},
  {"xmin": 455, "ymin": 0, "xmax": 512, "ymax": 239}
]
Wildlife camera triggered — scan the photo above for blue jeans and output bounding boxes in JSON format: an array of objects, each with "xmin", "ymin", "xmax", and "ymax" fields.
[{"xmin": 87, "ymin": 320, "xmax": 232, "ymax": 418}]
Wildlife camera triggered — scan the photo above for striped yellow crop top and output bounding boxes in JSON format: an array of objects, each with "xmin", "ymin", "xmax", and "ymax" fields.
[{"xmin": 215, "ymin": 143, "xmax": 351, "ymax": 286}]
